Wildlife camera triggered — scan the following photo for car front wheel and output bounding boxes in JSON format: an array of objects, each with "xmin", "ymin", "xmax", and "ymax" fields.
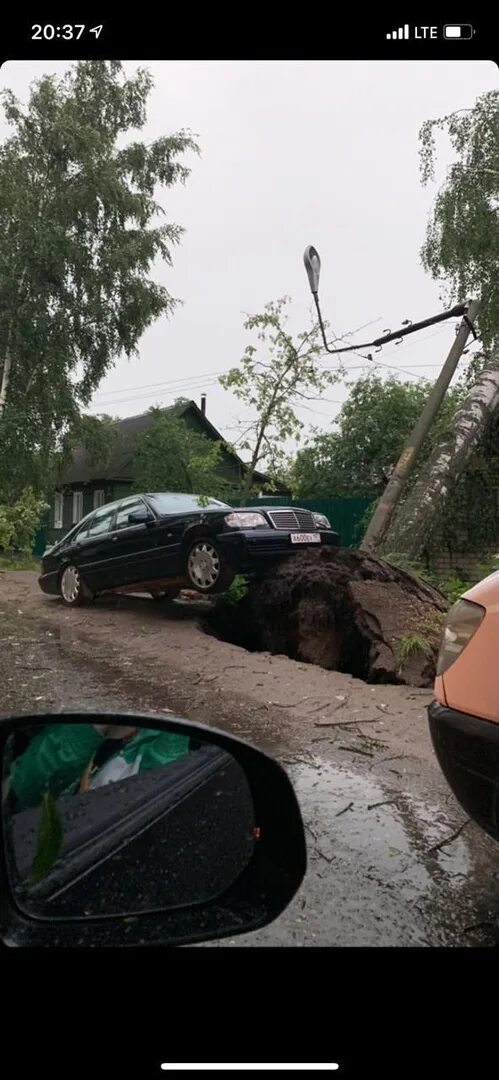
[
  {"xmin": 59, "ymin": 564, "xmax": 91, "ymax": 606},
  {"xmin": 186, "ymin": 539, "xmax": 234, "ymax": 595}
]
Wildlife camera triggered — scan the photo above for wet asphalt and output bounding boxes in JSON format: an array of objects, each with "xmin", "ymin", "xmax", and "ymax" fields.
[{"xmin": 209, "ymin": 758, "xmax": 499, "ymax": 946}]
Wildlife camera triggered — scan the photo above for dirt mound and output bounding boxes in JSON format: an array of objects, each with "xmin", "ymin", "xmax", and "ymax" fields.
[{"xmin": 208, "ymin": 548, "xmax": 447, "ymax": 687}]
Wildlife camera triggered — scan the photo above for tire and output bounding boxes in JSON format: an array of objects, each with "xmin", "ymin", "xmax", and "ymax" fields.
[
  {"xmin": 59, "ymin": 564, "xmax": 92, "ymax": 607},
  {"xmin": 186, "ymin": 538, "xmax": 235, "ymax": 595},
  {"xmin": 150, "ymin": 587, "xmax": 181, "ymax": 602}
]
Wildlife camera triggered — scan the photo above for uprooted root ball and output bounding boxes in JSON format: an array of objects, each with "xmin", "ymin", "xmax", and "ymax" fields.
[{"xmin": 206, "ymin": 548, "xmax": 447, "ymax": 687}]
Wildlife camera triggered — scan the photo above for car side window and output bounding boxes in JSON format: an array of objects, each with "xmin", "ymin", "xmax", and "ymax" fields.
[
  {"xmin": 113, "ymin": 498, "xmax": 147, "ymax": 532},
  {"xmin": 83, "ymin": 504, "xmax": 116, "ymax": 539}
]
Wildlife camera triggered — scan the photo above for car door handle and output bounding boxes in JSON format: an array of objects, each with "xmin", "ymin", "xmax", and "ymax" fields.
[{"xmin": 111, "ymin": 535, "xmax": 118, "ymax": 542}]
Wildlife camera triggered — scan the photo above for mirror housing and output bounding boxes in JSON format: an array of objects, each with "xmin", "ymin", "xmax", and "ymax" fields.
[
  {"xmin": 0, "ymin": 711, "xmax": 306, "ymax": 947},
  {"xmin": 128, "ymin": 509, "xmax": 153, "ymax": 526}
]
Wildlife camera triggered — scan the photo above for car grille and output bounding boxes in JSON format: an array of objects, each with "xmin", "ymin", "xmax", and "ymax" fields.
[{"xmin": 267, "ymin": 509, "xmax": 317, "ymax": 531}]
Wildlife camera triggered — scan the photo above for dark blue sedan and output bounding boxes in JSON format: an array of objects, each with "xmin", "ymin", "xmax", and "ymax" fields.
[{"xmin": 38, "ymin": 492, "xmax": 340, "ymax": 606}]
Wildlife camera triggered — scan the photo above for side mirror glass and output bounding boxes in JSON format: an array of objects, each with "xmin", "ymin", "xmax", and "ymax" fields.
[{"xmin": 0, "ymin": 713, "xmax": 306, "ymax": 946}]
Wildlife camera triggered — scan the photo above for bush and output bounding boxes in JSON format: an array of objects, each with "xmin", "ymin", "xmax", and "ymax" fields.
[{"xmin": 0, "ymin": 487, "xmax": 49, "ymax": 558}]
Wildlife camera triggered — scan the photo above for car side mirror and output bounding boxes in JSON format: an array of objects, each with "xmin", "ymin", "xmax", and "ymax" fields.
[
  {"xmin": 128, "ymin": 509, "xmax": 153, "ymax": 526},
  {"xmin": 0, "ymin": 711, "xmax": 306, "ymax": 947}
]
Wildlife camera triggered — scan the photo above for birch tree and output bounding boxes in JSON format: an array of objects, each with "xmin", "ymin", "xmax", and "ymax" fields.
[
  {"xmin": 381, "ymin": 89, "xmax": 499, "ymax": 557},
  {"xmin": 385, "ymin": 357, "xmax": 499, "ymax": 558},
  {"xmin": 0, "ymin": 61, "xmax": 198, "ymax": 500}
]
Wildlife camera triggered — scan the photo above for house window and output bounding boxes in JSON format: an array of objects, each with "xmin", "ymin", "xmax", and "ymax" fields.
[
  {"xmin": 54, "ymin": 492, "xmax": 64, "ymax": 530},
  {"xmin": 93, "ymin": 489, "xmax": 105, "ymax": 510},
  {"xmin": 72, "ymin": 490, "xmax": 83, "ymax": 524}
]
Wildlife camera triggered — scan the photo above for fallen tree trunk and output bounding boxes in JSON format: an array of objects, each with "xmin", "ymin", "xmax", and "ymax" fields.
[
  {"xmin": 379, "ymin": 354, "xmax": 499, "ymax": 559},
  {"xmin": 207, "ymin": 548, "xmax": 447, "ymax": 687}
]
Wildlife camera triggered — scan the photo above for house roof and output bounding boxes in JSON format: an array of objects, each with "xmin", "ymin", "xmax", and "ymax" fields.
[{"xmin": 62, "ymin": 400, "xmax": 270, "ymax": 486}]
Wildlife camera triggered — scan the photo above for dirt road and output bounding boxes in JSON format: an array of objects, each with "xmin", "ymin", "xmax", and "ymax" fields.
[{"xmin": 1, "ymin": 571, "xmax": 499, "ymax": 945}]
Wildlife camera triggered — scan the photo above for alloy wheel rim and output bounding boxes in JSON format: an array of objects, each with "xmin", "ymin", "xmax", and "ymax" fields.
[
  {"xmin": 61, "ymin": 566, "xmax": 80, "ymax": 603},
  {"xmin": 188, "ymin": 542, "xmax": 220, "ymax": 590}
]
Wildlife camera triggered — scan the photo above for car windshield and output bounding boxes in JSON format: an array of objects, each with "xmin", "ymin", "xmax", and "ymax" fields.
[{"xmin": 147, "ymin": 494, "xmax": 232, "ymax": 515}]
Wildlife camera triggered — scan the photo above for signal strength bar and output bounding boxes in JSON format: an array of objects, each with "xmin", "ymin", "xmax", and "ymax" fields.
[{"xmin": 386, "ymin": 25, "xmax": 410, "ymax": 40}]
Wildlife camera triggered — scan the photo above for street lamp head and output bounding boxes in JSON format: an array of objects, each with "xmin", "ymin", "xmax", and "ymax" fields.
[{"xmin": 303, "ymin": 245, "xmax": 321, "ymax": 296}]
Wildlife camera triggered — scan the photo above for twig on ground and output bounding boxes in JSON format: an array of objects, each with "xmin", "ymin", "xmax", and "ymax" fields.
[
  {"xmin": 314, "ymin": 717, "xmax": 383, "ymax": 728},
  {"xmin": 338, "ymin": 745, "xmax": 374, "ymax": 757},
  {"xmin": 427, "ymin": 820, "xmax": 469, "ymax": 854}
]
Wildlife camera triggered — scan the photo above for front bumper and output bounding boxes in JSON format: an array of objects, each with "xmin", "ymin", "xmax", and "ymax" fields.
[
  {"xmin": 428, "ymin": 699, "xmax": 499, "ymax": 842},
  {"xmin": 38, "ymin": 569, "xmax": 59, "ymax": 596},
  {"xmin": 218, "ymin": 528, "xmax": 340, "ymax": 572}
]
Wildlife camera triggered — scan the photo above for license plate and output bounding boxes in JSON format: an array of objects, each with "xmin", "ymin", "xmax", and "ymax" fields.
[{"xmin": 290, "ymin": 532, "xmax": 321, "ymax": 544}]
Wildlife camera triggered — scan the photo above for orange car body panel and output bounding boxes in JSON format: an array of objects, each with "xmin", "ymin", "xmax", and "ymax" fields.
[{"xmin": 440, "ymin": 572, "xmax": 499, "ymax": 724}]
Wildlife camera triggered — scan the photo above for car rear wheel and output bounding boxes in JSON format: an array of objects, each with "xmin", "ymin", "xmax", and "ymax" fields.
[
  {"xmin": 186, "ymin": 539, "xmax": 234, "ymax": 595},
  {"xmin": 59, "ymin": 564, "xmax": 91, "ymax": 606}
]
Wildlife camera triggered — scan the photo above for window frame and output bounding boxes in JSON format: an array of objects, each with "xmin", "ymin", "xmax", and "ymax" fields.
[
  {"xmin": 54, "ymin": 492, "xmax": 64, "ymax": 530},
  {"xmin": 72, "ymin": 490, "xmax": 84, "ymax": 525},
  {"xmin": 93, "ymin": 489, "xmax": 106, "ymax": 510},
  {"xmin": 80, "ymin": 502, "xmax": 117, "ymax": 540}
]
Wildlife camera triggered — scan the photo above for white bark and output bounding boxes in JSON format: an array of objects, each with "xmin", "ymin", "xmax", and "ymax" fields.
[
  {"xmin": 383, "ymin": 353, "xmax": 499, "ymax": 558},
  {"xmin": 0, "ymin": 268, "xmax": 27, "ymax": 420},
  {"xmin": 0, "ymin": 346, "xmax": 13, "ymax": 418}
]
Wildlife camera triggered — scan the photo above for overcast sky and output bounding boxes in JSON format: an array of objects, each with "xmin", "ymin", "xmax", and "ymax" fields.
[{"xmin": 1, "ymin": 60, "xmax": 497, "ymax": 455}]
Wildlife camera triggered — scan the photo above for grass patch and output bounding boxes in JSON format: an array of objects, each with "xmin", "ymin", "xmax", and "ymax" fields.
[
  {"xmin": 396, "ymin": 632, "xmax": 433, "ymax": 667},
  {"xmin": 0, "ymin": 555, "xmax": 40, "ymax": 571}
]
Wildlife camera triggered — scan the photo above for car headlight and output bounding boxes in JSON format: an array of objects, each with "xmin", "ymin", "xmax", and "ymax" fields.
[
  {"xmin": 224, "ymin": 512, "xmax": 267, "ymax": 528},
  {"xmin": 313, "ymin": 513, "xmax": 331, "ymax": 530},
  {"xmin": 436, "ymin": 598, "xmax": 485, "ymax": 676}
]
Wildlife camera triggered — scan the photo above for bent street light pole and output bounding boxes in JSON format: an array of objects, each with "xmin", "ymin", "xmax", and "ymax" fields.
[
  {"xmin": 304, "ymin": 246, "xmax": 468, "ymax": 356},
  {"xmin": 360, "ymin": 298, "xmax": 480, "ymax": 554}
]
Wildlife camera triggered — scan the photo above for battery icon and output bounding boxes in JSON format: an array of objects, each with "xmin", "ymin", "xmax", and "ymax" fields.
[{"xmin": 444, "ymin": 24, "xmax": 474, "ymax": 39}]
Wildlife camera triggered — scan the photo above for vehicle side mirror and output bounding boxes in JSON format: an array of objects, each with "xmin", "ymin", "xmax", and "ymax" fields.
[
  {"xmin": 0, "ymin": 711, "xmax": 306, "ymax": 947},
  {"xmin": 128, "ymin": 509, "xmax": 153, "ymax": 526}
]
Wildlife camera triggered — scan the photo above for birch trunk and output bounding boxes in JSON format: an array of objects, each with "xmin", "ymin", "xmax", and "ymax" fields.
[
  {"xmin": 381, "ymin": 353, "xmax": 499, "ymax": 558},
  {"xmin": 0, "ymin": 346, "xmax": 13, "ymax": 419}
]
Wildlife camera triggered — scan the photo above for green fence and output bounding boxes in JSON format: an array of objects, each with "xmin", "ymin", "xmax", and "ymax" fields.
[
  {"xmin": 33, "ymin": 495, "xmax": 373, "ymax": 554},
  {"xmin": 233, "ymin": 496, "xmax": 372, "ymax": 548}
]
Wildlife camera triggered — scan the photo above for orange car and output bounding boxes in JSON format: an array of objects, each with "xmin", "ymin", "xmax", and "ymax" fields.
[{"xmin": 428, "ymin": 570, "xmax": 499, "ymax": 842}]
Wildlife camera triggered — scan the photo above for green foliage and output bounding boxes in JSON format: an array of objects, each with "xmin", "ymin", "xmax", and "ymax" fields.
[
  {"xmin": 291, "ymin": 370, "xmax": 499, "ymax": 557},
  {"xmin": 215, "ymin": 574, "xmax": 249, "ymax": 607},
  {"xmin": 30, "ymin": 791, "xmax": 64, "ymax": 885},
  {"xmin": 0, "ymin": 61, "xmax": 198, "ymax": 499},
  {"xmin": 131, "ymin": 405, "xmax": 228, "ymax": 498},
  {"xmin": 475, "ymin": 552, "xmax": 499, "ymax": 580},
  {"xmin": 419, "ymin": 89, "xmax": 499, "ymax": 352},
  {"xmin": 0, "ymin": 487, "xmax": 49, "ymax": 556},
  {"xmin": 291, "ymin": 374, "xmax": 461, "ymax": 499},
  {"xmin": 72, "ymin": 414, "xmax": 118, "ymax": 469},
  {"xmin": 436, "ymin": 576, "xmax": 471, "ymax": 605},
  {"xmin": 220, "ymin": 297, "xmax": 342, "ymax": 499}
]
